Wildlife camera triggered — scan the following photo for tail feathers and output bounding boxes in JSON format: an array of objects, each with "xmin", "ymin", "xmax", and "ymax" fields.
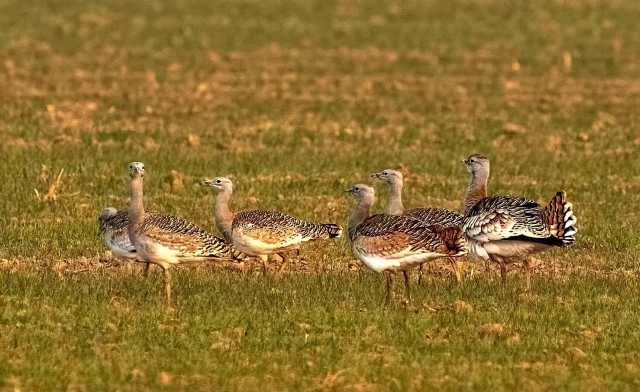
[
  {"xmin": 230, "ymin": 247, "xmax": 250, "ymax": 261},
  {"xmin": 543, "ymin": 191, "xmax": 577, "ymax": 246},
  {"xmin": 305, "ymin": 223, "xmax": 342, "ymax": 239},
  {"xmin": 430, "ymin": 225, "xmax": 467, "ymax": 256},
  {"xmin": 320, "ymin": 223, "xmax": 343, "ymax": 239},
  {"xmin": 201, "ymin": 236, "xmax": 247, "ymax": 261},
  {"xmin": 204, "ymin": 244, "xmax": 248, "ymax": 262}
]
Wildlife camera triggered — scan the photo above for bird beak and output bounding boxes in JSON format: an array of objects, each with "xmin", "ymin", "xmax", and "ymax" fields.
[
  {"xmin": 201, "ymin": 178, "xmax": 213, "ymax": 187},
  {"xmin": 370, "ymin": 172, "xmax": 381, "ymax": 179}
]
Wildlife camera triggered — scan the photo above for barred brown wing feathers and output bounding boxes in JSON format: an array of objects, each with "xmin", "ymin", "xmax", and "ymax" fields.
[
  {"xmin": 353, "ymin": 214, "xmax": 463, "ymax": 256},
  {"xmin": 234, "ymin": 209, "xmax": 341, "ymax": 242},
  {"xmin": 98, "ymin": 209, "xmax": 137, "ymax": 257},
  {"xmin": 427, "ymin": 225, "xmax": 467, "ymax": 255},
  {"xmin": 352, "ymin": 232, "xmax": 413, "ymax": 257},
  {"xmin": 297, "ymin": 221, "xmax": 342, "ymax": 239},
  {"xmin": 99, "ymin": 208, "xmax": 128, "ymax": 234},
  {"xmin": 141, "ymin": 214, "xmax": 233, "ymax": 259},
  {"xmin": 405, "ymin": 208, "xmax": 464, "ymax": 227}
]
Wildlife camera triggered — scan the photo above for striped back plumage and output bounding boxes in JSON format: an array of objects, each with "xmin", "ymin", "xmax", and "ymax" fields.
[
  {"xmin": 465, "ymin": 195, "xmax": 549, "ymax": 237},
  {"xmin": 351, "ymin": 214, "xmax": 467, "ymax": 257},
  {"xmin": 296, "ymin": 221, "xmax": 342, "ymax": 239},
  {"xmin": 405, "ymin": 207, "xmax": 464, "ymax": 227},
  {"xmin": 140, "ymin": 213, "xmax": 240, "ymax": 259},
  {"xmin": 464, "ymin": 192, "xmax": 577, "ymax": 247},
  {"xmin": 100, "ymin": 208, "xmax": 246, "ymax": 260},
  {"xmin": 233, "ymin": 210, "xmax": 342, "ymax": 240},
  {"xmin": 98, "ymin": 208, "xmax": 137, "ymax": 258},
  {"xmin": 99, "ymin": 207, "xmax": 127, "ymax": 234}
]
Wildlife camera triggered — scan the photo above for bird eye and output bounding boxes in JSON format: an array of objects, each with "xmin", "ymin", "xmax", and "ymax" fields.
[
  {"xmin": 216, "ymin": 179, "xmax": 221, "ymax": 183},
  {"xmin": 382, "ymin": 171, "xmax": 388, "ymax": 175}
]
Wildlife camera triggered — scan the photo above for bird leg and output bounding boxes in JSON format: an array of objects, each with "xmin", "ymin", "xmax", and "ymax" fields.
[
  {"xmin": 417, "ymin": 264, "xmax": 424, "ymax": 285},
  {"xmin": 402, "ymin": 270, "xmax": 412, "ymax": 303},
  {"xmin": 448, "ymin": 257, "xmax": 462, "ymax": 283},
  {"xmin": 277, "ymin": 253, "xmax": 288, "ymax": 273},
  {"xmin": 163, "ymin": 266, "xmax": 173, "ymax": 308},
  {"xmin": 523, "ymin": 257, "xmax": 531, "ymax": 291},
  {"xmin": 384, "ymin": 272, "xmax": 393, "ymax": 306},
  {"xmin": 143, "ymin": 262, "xmax": 150, "ymax": 277},
  {"xmin": 259, "ymin": 255, "xmax": 269, "ymax": 276},
  {"xmin": 497, "ymin": 257, "xmax": 508, "ymax": 285}
]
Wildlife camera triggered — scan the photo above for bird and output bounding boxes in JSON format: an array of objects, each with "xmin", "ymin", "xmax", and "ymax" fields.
[
  {"xmin": 371, "ymin": 169, "xmax": 466, "ymax": 282},
  {"xmin": 202, "ymin": 176, "xmax": 342, "ymax": 274},
  {"xmin": 98, "ymin": 207, "xmax": 162, "ymax": 276},
  {"xmin": 345, "ymin": 184, "xmax": 467, "ymax": 304},
  {"xmin": 99, "ymin": 207, "xmax": 138, "ymax": 261},
  {"xmin": 126, "ymin": 162, "xmax": 243, "ymax": 306},
  {"xmin": 461, "ymin": 154, "xmax": 577, "ymax": 288}
]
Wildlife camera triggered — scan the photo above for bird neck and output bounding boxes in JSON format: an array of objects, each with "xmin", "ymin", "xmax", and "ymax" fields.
[
  {"xmin": 464, "ymin": 170, "xmax": 488, "ymax": 214},
  {"xmin": 386, "ymin": 181, "xmax": 404, "ymax": 215},
  {"xmin": 128, "ymin": 176, "xmax": 145, "ymax": 240},
  {"xmin": 215, "ymin": 189, "xmax": 235, "ymax": 240},
  {"xmin": 349, "ymin": 195, "xmax": 374, "ymax": 235}
]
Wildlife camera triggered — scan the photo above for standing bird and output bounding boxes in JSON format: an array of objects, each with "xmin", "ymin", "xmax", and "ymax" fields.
[
  {"xmin": 202, "ymin": 176, "xmax": 342, "ymax": 274},
  {"xmin": 345, "ymin": 184, "xmax": 466, "ymax": 304},
  {"xmin": 371, "ymin": 169, "xmax": 465, "ymax": 282},
  {"xmin": 126, "ymin": 162, "xmax": 242, "ymax": 306},
  {"xmin": 98, "ymin": 207, "xmax": 155, "ymax": 276},
  {"xmin": 461, "ymin": 154, "xmax": 577, "ymax": 288},
  {"xmin": 99, "ymin": 207, "xmax": 138, "ymax": 261}
]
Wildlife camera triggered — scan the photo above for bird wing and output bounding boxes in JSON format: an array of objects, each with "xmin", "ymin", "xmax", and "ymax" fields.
[
  {"xmin": 98, "ymin": 208, "xmax": 128, "ymax": 233},
  {"xmin": 141, "ymin": 214, "xmax": 232, "ymax": 259},
  {"xmin": 233, "ymin": 210, "xmax": 308, "ymax": 245},
  {"xmin": 353, "ymin": 214, "xmax": 463, "ymax": 256},
  {"xmin": 405, "ymin": 207, "xmax": 464, "ymax": 226},
  {"xmin": 463, "ymin": 196, "xmax": 549, "ymax": 242}
]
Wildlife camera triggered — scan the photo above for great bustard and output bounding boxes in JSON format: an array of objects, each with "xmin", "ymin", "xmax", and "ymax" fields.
[
  {"xmin": 461, "ymin": 154, "xmax": 577, "ymax": 288},
  {"xmin": 202, "ymin": 176, "xmax": 342, "ymax": 273},
  {"xmin": 99, "ymin": 207, "xmax": 138, "ymax": 261},
  {"xmin": 98, "ymin": 207, "xmax": 157, "ymax": 276},
  {"xmin": 126, "ymin": 162, "xmax": 243, "ymax": 306},
  {"xmin": 345, "ymin": 184, "xmax": 466, "ymax": 304},
  {"xmin": 371, "ymin": 169, "xmax": 466, "ymax": 282}
]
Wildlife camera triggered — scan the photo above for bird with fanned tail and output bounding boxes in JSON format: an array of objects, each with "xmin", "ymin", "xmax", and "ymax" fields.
[
  {"xmin": 461, "ymin": 154, "xmax": 577, "ymax": 288},
  {"xmin": 346, "ymin": 184, "xmax": 466, "ymax": 304},
  {"xmin": 371, "ymin": 169, "xmax": 466, "ymax": 282},
  {"xmin": 202, "ymin": 176, "xmax": 342, "ymax": 273},
  {"xmin": 126, "ymin": 162, "xmax": 245, "ymax": 306}
]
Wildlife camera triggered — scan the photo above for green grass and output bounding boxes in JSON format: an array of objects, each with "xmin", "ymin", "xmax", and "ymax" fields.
[
  {"xmin": 2, "ymin": 267, "xmax": 640, "ymax": 390},
  {"xmin": 1, "ymin": 0, "xmax": 640, "ymax": 390}
]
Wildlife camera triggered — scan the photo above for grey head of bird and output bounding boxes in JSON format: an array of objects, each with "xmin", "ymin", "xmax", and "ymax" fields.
[
  {"xmin": 463, "ymin": 154, "xmax": 489, "ymax": 175},
  {"xmin": 202, "ymin": 176, "xmax": 233, "ymax": 192},
  {"xmin": 128, "ymin": 162, "xmax": 145, "ymax": 178},
  {"xmin": 345, "ymin": 183, "xmax": 375, "ymax": 202},
  {"xmin": 370, "ymin": 169, "xmax": 403, "ymax": 186}
]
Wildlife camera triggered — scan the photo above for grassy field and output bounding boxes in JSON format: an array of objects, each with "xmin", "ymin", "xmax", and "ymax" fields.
[{"xmin": 1, "ymin": 0, "xmax": 640, "ymax": 390}]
